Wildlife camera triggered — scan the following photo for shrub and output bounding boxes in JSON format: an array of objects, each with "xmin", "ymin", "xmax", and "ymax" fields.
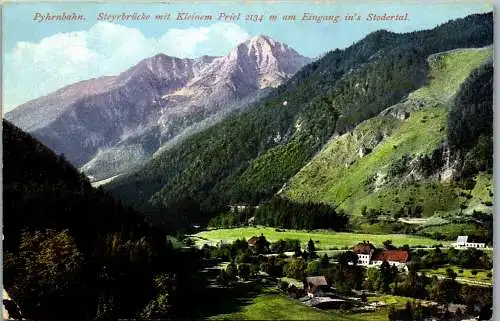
[
  {"xmin": 236, "ymin": 251, "xmax": 251, "ymax": 264},
  {"xmin": 226, "ymin": 261, "xmax": 238, "ymax": 280},
  {"xmin": 279, "ymin": 281, "xmax": 289, "ymax": 292},
  {"xmin": 238, "ymin": 263, "xmax": 251, "ymax": 280},
  {"xmin": 250, "ymin": 263, "xmax": 260, "ymax": 276},
  {"xmin": 260, "ymin": 262, "xmax": 270, "ymax": 274},
  {"xmin": 216, "ymin": 270, "xmax": 229, "ymax": 286},
  {"xmin": 284, "ymin": 258, "xmax": 307, "ymax": 280}
]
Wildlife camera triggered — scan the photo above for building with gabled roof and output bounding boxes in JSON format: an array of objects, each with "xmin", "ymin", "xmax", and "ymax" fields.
[
  {"xmin": 351, "ymin": 240, "xmax": 411, "ymax": 270},
  {"xmin": 304, "ymin": 276, "xmax": 329, "ymax": 297},
  {"xmin": 453, "ymin": 235, "xmax": 485, "ymax": 249},
  {"xmin": 370, "ymin": 249, "xmax": 410, "ymax": 270},
  {"xmin": 352, "ymin": 241, "xmax": 375, "ymax": 266},
  {"xmin": 247, "ymin": 236, "xmax": 259, "ymax": 246}
]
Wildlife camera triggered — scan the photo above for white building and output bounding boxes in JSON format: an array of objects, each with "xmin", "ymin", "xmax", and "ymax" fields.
[
  {"xmin": 370, "ymin": 250, "xmax": 410, "ymax": 271},
  {"xmin": 352, "ymin": 241, "xmax": 375, "ymax": 266},
  {"xmin": 453, "ymin": 236, "xmax": 485, "ymax": 249},
  {"xmin": 352, "ymin": 241, "xmax": 410, "ymax": 271}
]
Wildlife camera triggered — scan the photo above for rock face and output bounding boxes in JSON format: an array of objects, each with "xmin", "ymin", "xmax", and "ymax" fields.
[
  {"xmin": 3, "ymin": 288, "xmax": 22, "ymax": 320},
  {"xmin": 5, "ymin": 35, "xmax": 311, "ymax": 181}
]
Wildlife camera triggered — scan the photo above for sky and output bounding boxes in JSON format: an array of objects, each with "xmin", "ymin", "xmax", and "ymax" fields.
[{"xmin": 2, "ymin": 2, "xmax": 492, "ymax": 112}]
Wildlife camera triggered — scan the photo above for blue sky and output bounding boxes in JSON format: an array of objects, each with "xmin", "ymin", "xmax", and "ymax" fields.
[{"xmin": 2, "ymin": 2, "xmax": 492, "ymax": 112}]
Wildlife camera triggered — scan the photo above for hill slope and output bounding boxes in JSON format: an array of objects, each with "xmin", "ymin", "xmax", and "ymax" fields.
[
  {"xmin": 282, "ymin": 47, "xmax": 493, "ymax": 239},
  {"xmin": 283, "ymin": 47, "xmax": 492, "ymax": 213},
  {"xmin": 2, "ymin": 120, "xmax": 192, "ymax": 319},
  {"xmin": 106, "ymin": 13, "xmax": 493, "ymax": 225}
]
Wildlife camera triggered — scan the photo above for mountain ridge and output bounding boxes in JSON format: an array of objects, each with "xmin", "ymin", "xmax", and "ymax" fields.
[
  {"xmin": 5, "ymin": 35, "xmax": 311, "ymax": 181},
  {"xmin": 105, "ymin": 12, "xmax": 493, "ymax": 224}
]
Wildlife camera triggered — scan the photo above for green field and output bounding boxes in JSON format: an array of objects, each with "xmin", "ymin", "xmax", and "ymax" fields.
[
  {"xmin": 367, "ymin": 295, "xmax": 412, "ymax": 306},
  {"xmin": 208, "ymin": 289, "xmax": 395, "ymax": 321},
  {"xmin": 422, "ymin": 264, "xmax": 493, "ymax": 286},
  {"xmin": 192, "ymin": 227, "xmax": 450, "ymax": 249}
]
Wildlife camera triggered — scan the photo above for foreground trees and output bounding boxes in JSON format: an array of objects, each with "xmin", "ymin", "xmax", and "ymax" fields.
[{"xmin": 4, "ymin": 230, "xmax": 84, "ymax": 319}]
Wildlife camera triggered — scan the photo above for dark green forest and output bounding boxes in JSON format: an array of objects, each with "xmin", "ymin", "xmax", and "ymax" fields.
[
  {"xmin": 107, "ymin": 13, "xmax": 493, "ymax": 227},
  {"xmin": 447, "ymin": 59, "xmax": 493, "ymax": 179},
  {"xmin": 209, "ymin": 198, "xmax": 349, "ymax": 231},
  {"xmin": 3, "ymin": 120, "xmax": 202, "ymax": 319}
]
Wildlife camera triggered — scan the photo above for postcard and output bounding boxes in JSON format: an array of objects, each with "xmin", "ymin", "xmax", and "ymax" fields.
[{"xmin": 1, "ymin": 1, "xmax": 495, "ymax": 320}]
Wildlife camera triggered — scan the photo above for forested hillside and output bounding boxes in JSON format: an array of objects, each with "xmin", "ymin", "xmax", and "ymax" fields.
[
  {"xmin": 2, "ymin": 120, "xmax": 200, "ymax": 319},
  {"xmin": 106, "ymin": 13, "xmax": 493, "ymax": 227},
  {"xmin": 448, "ymin": 59, "xmax": 493, "ymax": 179},
  {"xmin": 283, "ymin": 47, "xmax": 493, "ymax": 240}
]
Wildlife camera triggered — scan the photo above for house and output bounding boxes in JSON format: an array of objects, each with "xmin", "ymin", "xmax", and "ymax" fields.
[
  {"xmin": 303, "ymin": 276, "xmax": 330, "ymax": 298},
  {"xmin": 370, "ymin": 249, "xmax": 410, "ymax": 269},
  {"xmin": 248, "ymin": 234, "xmax": 270, "ymax": 252},
  {"xmin": 453, "ymin": 236, "xmax": 485, "ymax": 249},
  {"xmin": 352, "ymin": 240, "xmax": 411, "ymax": 269},
  {"xmin": 247, "ymin": 236, "xmax": 260, "ymax": 246},
  {"xmin": 352, "ymin": 241, "xmax": 375, "ymax": 266}
]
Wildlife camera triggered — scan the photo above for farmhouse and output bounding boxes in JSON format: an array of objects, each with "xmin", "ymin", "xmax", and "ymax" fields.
[
  {"xmin": 247, "ymin": 236, "xmax": 259, "ymax": 246},
  {"xmin": 352, "ymin": 241, "xmax": 375, "ymax": 266},
  {"xmin": 303, "ymin": 276, "xmax": 330, "ymax": 297},
  {"xmin": 351, "ymin": 241, "xmax": 410, "ymax": 269},
  {"xmin": 370, "ymin": 249, "xmax": 410, "ymax": 269},
  {"xmin": 453, "ymin": 236, "xmax": 485, "ymax": 249}
]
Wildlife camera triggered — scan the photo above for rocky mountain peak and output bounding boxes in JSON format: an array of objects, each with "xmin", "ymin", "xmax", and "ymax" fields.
[
  {"xmin": 221, "ymin": 35, "xmax": 311, "ymax": 88},
  {"xmin": 5, "ymin": 34, "xmax": 312, "ymax": 181}
]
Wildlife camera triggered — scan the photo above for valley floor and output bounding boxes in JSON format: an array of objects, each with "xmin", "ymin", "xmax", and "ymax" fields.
[
  {"xmin": 191, "ymin": 259, "xmax": 401, "ymax": 321},
  {"xmin": 420, "ymin": 265, "xmax": 492, "ymax": 287},
  {"xmin": 192, "ymin": 226, "xmax": 451, "ymax": 250},
  {"xmin": 208, "ymin": 290, "xmax": 392, "ymax": 321}
]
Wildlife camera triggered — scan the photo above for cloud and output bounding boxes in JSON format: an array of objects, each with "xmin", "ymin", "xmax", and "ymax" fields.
[{"xmin": 4, "ymin": 22, "xmax": 250, "ymax": 112}]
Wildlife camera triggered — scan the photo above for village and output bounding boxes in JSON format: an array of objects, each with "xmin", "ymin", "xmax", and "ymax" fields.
[{"xmin": 191, "ymin": 233, "xmax": 492, "ymax": 321}]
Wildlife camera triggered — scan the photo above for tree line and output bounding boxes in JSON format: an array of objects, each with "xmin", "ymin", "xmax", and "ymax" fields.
[
  {"xmin": 208, "ymin": 197, "xmax": 349, "ymax": 231},
  {"xmin": 447, "ymin": 60, "xmax": 493, "ymax": 179}
]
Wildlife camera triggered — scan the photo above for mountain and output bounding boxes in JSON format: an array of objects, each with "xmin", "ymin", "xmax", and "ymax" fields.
[
  {"xmin": 5, "ymin": 35, "xmax": 311, "ymax": 181},
  {"xmin": 282, "ymin": 46, "xmax": 493, "ymax": 239},
  {"xmin": 105, "ymin": 12, "xmax": 493, "ymax": 228}
]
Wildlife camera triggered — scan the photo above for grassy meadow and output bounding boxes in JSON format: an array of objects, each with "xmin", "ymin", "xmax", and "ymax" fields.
[
  {"xmin": 192, "ymin": 226, "xmax": 450, "ymax": 249},
  {"xmin": 421, "ymin": 264, "xmax": 493, "ymax": 286},
  {"xmin": 207, "ymin": 288, "xmax": 404, "ymax": 321}
]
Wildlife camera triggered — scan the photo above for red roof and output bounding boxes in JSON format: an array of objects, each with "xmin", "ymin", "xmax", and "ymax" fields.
[
  {"xmin": 248, "ymin": 236, "xmax": 259, "ymax": 245},
  {"xmin": 372, "ymin": 250, "xmax": 409, "ymax": 263},
  {"xmin": 352, "ymin": 242, "xmax": 375, "ymax": 254}
]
